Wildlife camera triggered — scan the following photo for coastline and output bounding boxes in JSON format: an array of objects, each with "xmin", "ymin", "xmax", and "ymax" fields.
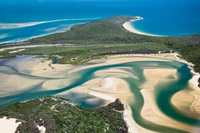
[
  {"xmin": 0, "ymin": 26, "xmax": 73, "ymax": 45},
  {"xmin": 0, "ymin": 52, "xmax": 200, "ymax": 132},
  {"xmin": 173, "ymin": 53, "xmax": 200, "ymax": 89},
  {"xmin": 109, "ymin": 53, "xmax": 200, "ymax": 89},
  {"xmin": 123, "ymin": 17, "xmax": 163, "ymax": 37},
  {"xmin": 0, "ymin": 16, "xmax": 102, "ymax": 45}
]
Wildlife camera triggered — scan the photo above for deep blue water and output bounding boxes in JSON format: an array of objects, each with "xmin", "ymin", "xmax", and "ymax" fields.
[{"xmin": 0, "ymin": 0, "xmax": 200, "ymax": 44}]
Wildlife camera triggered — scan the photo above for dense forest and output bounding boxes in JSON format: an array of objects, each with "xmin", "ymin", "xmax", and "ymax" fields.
[{"xmin": 0, "ymin": 97, "xmax": 127, "ymax": 133}]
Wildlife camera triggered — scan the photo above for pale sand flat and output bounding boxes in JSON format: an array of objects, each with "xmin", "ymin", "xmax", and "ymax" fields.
[
  {"xmin": 0, "ymin": 53, "xmax": 199, "ymax": 133},
  {"xmin": 140, "ymin": 68, "xmax": 200, "ymax": 132},
  {"xmin": 0, "ymin": 117, "xmax": 21, "ymax": 133}
]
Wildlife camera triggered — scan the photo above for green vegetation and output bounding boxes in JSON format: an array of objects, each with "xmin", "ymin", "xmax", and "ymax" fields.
[
  {"xmin": 166, "ymin": 43, "xmax": 200, "ymax": 72},
  {"xmin": 0, "ymin": 16, "xmax": 199, "ymax": 132},
  {"xmin": 27, "ymin": 16, "xmax": 200, "ymax": 71},
  {"xmin": 0, "ymin": 97, "xmax": 127, "ymax": 133},
  {"xmin": 0, "ymin": 43, "xmax": 169, "ymax": 64},
  {"xmin": 26, "ymin": 16, "xmax": 199, "ymax": 46},
  {"xmin": 0, "ymin": 16, "xmax": 200, "ymax": 83}
]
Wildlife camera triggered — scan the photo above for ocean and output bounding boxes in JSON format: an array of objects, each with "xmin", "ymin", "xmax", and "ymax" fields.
[{"xmin": 0, "ymin": 0, "xmax": 200, "ymax": 44}]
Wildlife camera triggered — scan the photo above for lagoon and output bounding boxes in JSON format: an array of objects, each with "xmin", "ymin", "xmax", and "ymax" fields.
[{"xmin": 0, "ymin": 55, "xmax": 199, "ymax": 132}]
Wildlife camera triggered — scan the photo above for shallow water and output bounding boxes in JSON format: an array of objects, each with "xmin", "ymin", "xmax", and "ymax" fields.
[{"xmin": 0, "ymin": 56, "xmax": 199, "ymax": 132}]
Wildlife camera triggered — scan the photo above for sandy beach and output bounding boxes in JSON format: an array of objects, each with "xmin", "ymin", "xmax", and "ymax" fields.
[
  {"xmin": 0, "ymin": 53, "xmax": 200, "ymax": 133},
  {"xmin": 123, "ymin": 17, "xmax": 162, "ymax": 37},
  {"xmin": 0, "ymin": 117, "xmax": 21, "ymax": 133},
  {"xmin": 140, "ymin": 69, "xmax": 200, "ymax": 132}
]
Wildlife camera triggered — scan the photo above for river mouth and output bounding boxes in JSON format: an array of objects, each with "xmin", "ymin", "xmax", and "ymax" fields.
[{"xmin": 0, "ymin": 55, "xmax": 199, "ymax": 132}]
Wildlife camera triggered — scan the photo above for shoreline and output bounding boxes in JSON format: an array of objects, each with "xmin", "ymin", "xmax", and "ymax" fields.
[
  {"xmin": 173, "ymin": 53, "xmax": 200, "ymax": 89},
  {"xmin": 123, "ymin": 17, "xmax": 163, "ymax": 37},
  {"xmin": 0, "ymin": 17, "xmax": 102, "ymax": 45},
  {"xmin": 0, "ymin": 52, "xmax": 200, "ymax": 132},
  {"xmin": 0, "ymin": 26, "xmax": 73, "ymax": 45},
  {"xmin": 110, "ymin": 53, "xmax": 200, "ymax": 89}
]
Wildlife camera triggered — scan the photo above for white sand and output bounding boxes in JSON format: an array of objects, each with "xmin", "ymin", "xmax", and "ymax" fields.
[
  {"xmin": 94, "ymin": 68, "xmax": 137, "ymax": 79},
  {"xmin": 141, "ymin": 68, "xmax": 177, "ymax": 89},
  {"xmin": 140, "ymin": 89, "xmax": 200, "ymax": 132},
  {"xmin": 9, "ymin": 49, "xmax": 25, "ymax": 53},
  {"xmin": 34, "ymin": 121, "xmax": 46, "ymax": 133},
  {"xmin": 42, "ymin": 78, "xmax": 75, "ymax": 90},
  {"xmin": 103, "ymin": 78, "xmax": 113, "ymax": 88},
  {"xmin": 89, "ymin": 91, "xmax": 116, "ymax": 102},
  {"xmin": 140, "ymin": 68, "xmax": 200, "ymax": 132},
  {"xmin": 0, "ymin": 53, "xmax": 200, "ymax": 133},
  {"xmin": 0, "ymin": 117, "xmax": 21, "ymax": 133},
  {"xmin": 171, "ymin": 90, "xmax": 200, "ymax": 118},
  {"xmin": 173, "ymin": 53, "xmax": 200, "ymax": 90},
  {"xmin": 123, "ymin": 105, "xmax": 138, "ymax": 133},
  {"xmin": 189, "ymin": 74, "xmax": 200, "ymax": 89},
  {"xmin": 37, "ymin": 125, "xmax": 46, "ymax": 133},
  {"xmin": 123, "ymin": 17, "xmax": 162, "ymax": 37},
  {"xmin": 0, "ymin": 73, "xmax": 44, "ymax": 97}
]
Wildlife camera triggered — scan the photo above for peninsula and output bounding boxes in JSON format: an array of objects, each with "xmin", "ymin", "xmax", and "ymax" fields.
[{"xmin": 0, "ymin": 16, "xmax": 200, "ymax": 133}]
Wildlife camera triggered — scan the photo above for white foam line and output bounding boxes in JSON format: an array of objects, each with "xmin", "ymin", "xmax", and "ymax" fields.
[
  {"xmin": 0, "ymin": 17, "xmax": 101, "ymax": 29},
  {"xmin": 43, "ymin": 27, "xmax": 57, "ymax": 32},
  {"xmin": 0, "ymin": 24, "xmax": 74, "ymax": 44},
  {"xmin": 0, "ymin": 33, "xmax": 11, "ymax": 39}
]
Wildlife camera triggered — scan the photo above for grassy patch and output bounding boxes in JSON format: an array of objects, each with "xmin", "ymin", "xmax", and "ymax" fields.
[{"xmin": 0, "ymin": 43, "xmax": 169, "ymax": 64}]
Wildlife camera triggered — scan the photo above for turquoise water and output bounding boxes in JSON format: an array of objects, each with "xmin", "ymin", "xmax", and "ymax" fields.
[
  {"xmin": 131, "ymin": 4, "xmax": 200, "ymax": 36},
  {"xmin": 0, "ymin": 0, "xmax": 200, "ymax": 43},
  {"xmin": 0, "ymin": 57, "xmax": 199, "ymax": 132}
]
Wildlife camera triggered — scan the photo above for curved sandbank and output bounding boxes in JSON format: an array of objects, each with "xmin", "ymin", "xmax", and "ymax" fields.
[
  {"xmin": 123, "ymin": 17, "xmax": 164, "ymax": 37},
  {"xmin": 0, "ymin": 53, "xmax": 200, "ymax": 133}
]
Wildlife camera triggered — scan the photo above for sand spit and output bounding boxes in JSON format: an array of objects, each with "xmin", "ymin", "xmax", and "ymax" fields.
[
  {"xmin": 0, "ymin": 53, "xmax": 200, "ymax": 133},
  {"xmin": 140, "ymin": 68, "xmax": 200, "ymax": 132}
]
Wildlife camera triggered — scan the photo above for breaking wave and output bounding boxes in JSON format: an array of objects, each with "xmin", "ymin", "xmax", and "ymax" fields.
[{"xmin": 0, "ymin": 17, "xmax": 101, "ymax": 29}]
